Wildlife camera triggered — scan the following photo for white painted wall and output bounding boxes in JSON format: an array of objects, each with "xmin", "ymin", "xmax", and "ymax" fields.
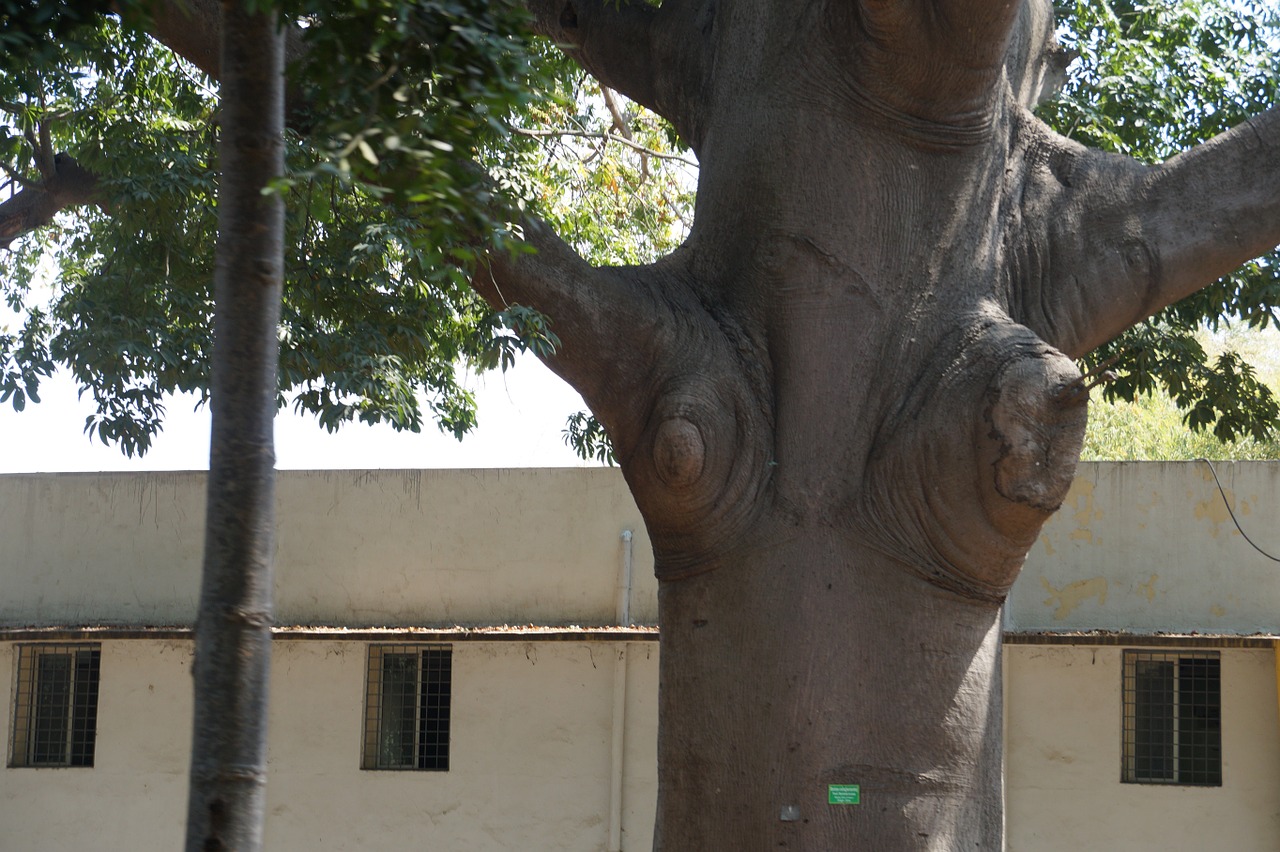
[
  {"xmin": 5, "ymin": 639, "xmax": 1278, "ymax": 850},
  {"xmin": 5, "ymin": 464, "xmax": 1280, "ymax": 848},
  {"xmin": 0, "ymin": 640, "xmax": 192, "ymax": 851},
  {"xmin": 4, "ymin": 462, "xmax": 1277, "ymax": 634},
  {"xmin": 1005, "ymin": 644, "xmax": 1280, "ymax": 851},
  {"xmin": 1, "ymin": 639, "xmax": 659, "ymax": 852}
]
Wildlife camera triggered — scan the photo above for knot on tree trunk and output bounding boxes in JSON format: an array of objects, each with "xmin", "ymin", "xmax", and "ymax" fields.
[
  {"xmin": 966, "ymin": 325, "xmax": 1088, "ymax": 587},
  {"xmin": 654, "ymin": 416, "xmax": 706, "ymax": 487},
  {"xmin": 986, "ymin": 348, "xmax": 1087, "ymax": 513},
  {"xmin": 858, "ymin": 316, "xmax": 1086, "ymax": 598},
  {"xmin": 623, "ymin": 376, "xmax": 771, "ymax": 582}
]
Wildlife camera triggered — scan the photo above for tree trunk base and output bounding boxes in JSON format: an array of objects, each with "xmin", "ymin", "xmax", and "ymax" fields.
[{"xmin": 655, "ymin": 528, "xmax": 1004, "ymax": 851}]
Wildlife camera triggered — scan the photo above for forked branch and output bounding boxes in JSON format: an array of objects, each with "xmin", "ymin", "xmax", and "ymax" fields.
[{"xmin": 835, "ymin": 0, "xmax": 1027, "ymax": 129}]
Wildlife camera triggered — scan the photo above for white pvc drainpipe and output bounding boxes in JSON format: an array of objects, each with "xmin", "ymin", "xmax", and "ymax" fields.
[{"xmin": 608, "ymin": 529, "xmax": 634, "ymax": 852}]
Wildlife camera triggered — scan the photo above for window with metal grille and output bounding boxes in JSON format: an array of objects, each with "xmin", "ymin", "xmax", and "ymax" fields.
[
  {"xmin": 362, "ymin": 644, "xmax": 451, "ymax": 771},
  {"xmin": 10, "ymin": 643, "xmax": 101, "ymax": 768},
  {"xmin": 1122, "ymin": 650, "xmax": 1221, "ymax": 786}
]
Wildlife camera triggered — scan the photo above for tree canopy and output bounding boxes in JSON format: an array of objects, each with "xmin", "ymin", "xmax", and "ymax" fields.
[
  {"xmin": 0, "ymin": 0, "xmax": 691, "ymax": 455},
  {"xmin": 1, "ymin": 0, "xmax": 1275, "ymax": 458}
]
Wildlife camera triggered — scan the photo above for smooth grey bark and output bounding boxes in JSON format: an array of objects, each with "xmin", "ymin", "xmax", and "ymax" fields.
[
  {"xmin": 485, "ymin": 1, "xmax": 1280, "ymax": 848},
  {"xmin": 184, "ymin": 3, "xmax": 285, "ymax": 850}
]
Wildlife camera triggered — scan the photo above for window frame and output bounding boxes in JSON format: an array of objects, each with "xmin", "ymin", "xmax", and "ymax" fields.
[
  {"xmin": 1121, "ymin": 649, "xmax": 1222, "ymax": 787},
  {"xmin": 10, "ymin": 643, "xmax": 102, "ymax": 768},
  {"xmin": 362, "ymin": 643, "xmax": 452, "ymax": 772}
]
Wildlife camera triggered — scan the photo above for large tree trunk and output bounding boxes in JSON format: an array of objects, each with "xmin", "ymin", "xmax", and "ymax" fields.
[
  {"xmin": 657, "ymin": 540, "xmax": 1004, "ymax": 849},
  {"xmin": 637, "ymin": 122, "xmax": 1082, "ymax": 842},
  {"xmin": 486, "ymin": 2, "xmax": 1280, "ymax": 849}
]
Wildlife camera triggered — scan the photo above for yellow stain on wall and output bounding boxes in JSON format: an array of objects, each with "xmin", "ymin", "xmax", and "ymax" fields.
[
  {"xmin": 1135, "ymin": 489, "xmax": 1163, "ymax": 514},
  {"xmin": 1194, "ymin": 487, "xmax": 1236, "ymax": 538},
  {"xmin": 1040, "ymin": 576, "xmax": 1109, "ymax": 621},
  {"xmin": 1211, "ymin": 604, "xmax": 1227, "ymax": 617},
  {"xmin": 1071, "ymin": 479, "xmax": 1096, "ymax": 527},
  {"xmin": 1062, "ymin": 479, "xmax": 1099, "ymax": 545},
  {"xmin": 1040, "ymin": 535, "xmax": 1056, "ymax": 557},
  {"xmin": 1136, "ymin": 573, "xmax": 1158, "ymax": 603}
]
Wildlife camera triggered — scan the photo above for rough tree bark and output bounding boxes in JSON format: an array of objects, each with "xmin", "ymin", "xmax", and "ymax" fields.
[
  {"xmin": 183, "ymin": 3, "xmax": 285, "ymax": 850},
  {"xmin": 478, "ymin": 1, "xmax": 1280, "ymax": 848}
]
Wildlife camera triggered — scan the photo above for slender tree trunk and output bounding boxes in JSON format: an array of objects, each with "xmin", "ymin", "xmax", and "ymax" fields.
[{"xmin": 184, "ymin": 4, "xmax": 285, "ymax": 850}]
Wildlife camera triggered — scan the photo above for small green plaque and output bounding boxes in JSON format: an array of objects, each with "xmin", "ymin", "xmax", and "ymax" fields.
[{"xmin": 828, "ymin": 784, "xmax": 861, "ymax": 805}]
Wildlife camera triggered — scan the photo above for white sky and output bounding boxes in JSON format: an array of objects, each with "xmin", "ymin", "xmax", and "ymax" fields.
[{"xmin": 0, "ymin": 353, "xmax": 595, "ymax": 473}]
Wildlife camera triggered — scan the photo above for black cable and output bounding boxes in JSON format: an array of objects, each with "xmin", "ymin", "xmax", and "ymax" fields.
[{"xmin": 1196, "ymin": 458, "xmax": 1280, "ymax": 563}]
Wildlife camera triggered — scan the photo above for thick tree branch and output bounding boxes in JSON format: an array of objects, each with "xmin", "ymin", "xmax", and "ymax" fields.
[
  {"xmin": 1004, "ymin": 0, "xmax": 1075, "ymax": 109},
  {"xmin": 0, "ymin": 155, "xmax": 97, "ymax": 249},
  {"xmin": 476, "ymin": 218, "xmax": 776, "ymax": 577},
  {"xmin": 475, "ymin": 217, "xmax": 666, "ymax": 425},
  {"xmin": 526, "ymin": 0, "xmax": 657, "ymax": 104},
  {"xmin": 144, "ymin": 0, "xmax": 309, "ymax": 86},
  {"xmin": 1018, "ymin": 106, "xmax": 1280, "ymax": 358},
  {"xmin": 142, "ymin": 0, "xmax": 222, "ymax": 80},
  {"xmin": 526, "ymin": 0, "xmax": 710, "ymax": 150}
]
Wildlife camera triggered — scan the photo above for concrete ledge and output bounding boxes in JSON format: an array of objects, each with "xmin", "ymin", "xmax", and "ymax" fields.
[
  {"xmin": 4, "ymin": 626, "xmax": 1270, "ymax": 648},
  {"xmin": 0, "ymin": 624, "xmax": 660, "ymax": 642},
  {"xmin": 1004, "ymin": 630, "xmax": 1279, "ymax": 649}
]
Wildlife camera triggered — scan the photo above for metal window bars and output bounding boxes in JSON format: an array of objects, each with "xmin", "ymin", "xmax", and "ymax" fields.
[
  {"xmin": 362, "ymin": 644, "xmax": 451, "ymax": 771},
  {"xmin": 1122, "ymin": 650, "xmax": 1221, "ymax": 786},
  {"xmin": 10, "ymin": 643, "xmax": 101, "ymax": 768}
]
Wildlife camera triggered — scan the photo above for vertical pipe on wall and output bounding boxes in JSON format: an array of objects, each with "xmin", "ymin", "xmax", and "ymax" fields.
[
  {"xmin": 1274, "ymin": 640, "xmax": 1280, "ymax": 737},
  {"xmin": 608, "ymin": 530, "xmax": 634, "ymax": 852},
  {"xmin": 617, "ymin": 529, "xmax": 634, "ymax": 626}
]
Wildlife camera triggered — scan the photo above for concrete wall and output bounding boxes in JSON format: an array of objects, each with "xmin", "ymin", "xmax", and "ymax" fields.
[
  {"xmin": 0, "ymin": 469, "xmax": 657, "ymax": 628},
  {"xmin": 5, "ymin": 464, "xmax": 1280, "ymax": 848},
  {"xmin": 1013, "ymin": 461, "xmax": 1280, "ymax": 634},
  {"xmin": 1005, "ymin": 644, "xmax": 1280, "ymax": 851},
  {"xmin": 4, "ymin": 462, "xmax": 1278, "ymax": 634},
  {"xmin": 1, "ymin": 638, "xmax": 659, "ymax": 852}
]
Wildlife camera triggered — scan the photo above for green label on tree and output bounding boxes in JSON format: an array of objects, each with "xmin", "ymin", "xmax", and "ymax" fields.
[{"xmin": 828, "ymin": 784, "xmax": 860, "ymax": 805}]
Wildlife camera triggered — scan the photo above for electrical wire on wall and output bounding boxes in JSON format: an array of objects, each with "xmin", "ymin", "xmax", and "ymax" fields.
[{"xmin": 1197, "ymin": 458, "xmax": 1280, "ymax": 563}]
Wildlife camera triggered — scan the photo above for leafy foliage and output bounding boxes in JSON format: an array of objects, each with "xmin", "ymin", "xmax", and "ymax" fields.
[
  {"xmin": 513, "ymin": 55, "xmax": 696, "ymax": 266},
  {"xmin": 1045, "ymin": 0, "xmax": 1280, "ymax": 441},
  {"xmin": 1084, "ymin": 323, "xmax": 1280, "ymax": 461},
  {"xmin": 0, "ymin": 1, "xmax": 113, "ymax": 67},
  {"xmin": 562, "ymin": 409, "xmax": 616, "ymax": 465},
  {"xmin": 1085, "ymin": 391, "xmax": 1280, "ymax": 460},
  {"xmin": 0, "ymin": 2, "xmax": 694, "ymax": 457},
  {"xmin": 0, "ymin": 3, "xmax": 565, "ymax": 454}
]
